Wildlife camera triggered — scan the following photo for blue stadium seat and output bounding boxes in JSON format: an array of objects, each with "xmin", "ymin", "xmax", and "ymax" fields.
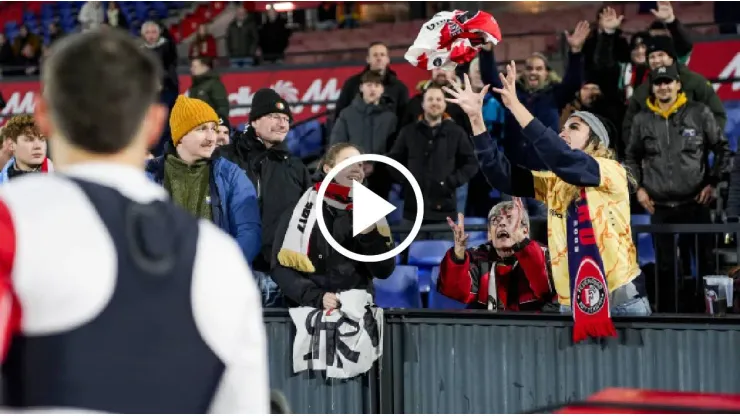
[
  {"xmin": 467, "ymin": 238, "xmax": 488, "ymax": 248},
  {"xmin": 284, "ymin": 120, "xmax": 323, "ymax": 159},
  {"xmin": 408, "ymin": 240, "xmax": 454, "ymax": 292},
  {"xmin": 464, "ymin": 216, "xmax": 487, "ymax": 241},
  {"xmin": 373, "ymin": 265, "xmax": 422, "ymax": 308},
  {"xmin": 387, "ymin": 184, "xmax": 403, "ymax": 226},
  {"xmin": 40, "ymin": 4, "xmax": 55, "ymax": 19},
  {"xmin": 428, "ymin": 266, "xmax": 467, "ymax": 310},
  {"xmin": 632, "ymin": 214, "xmax": 656, "ymax": 266},
  {"xmin": 456, "ymin": 183, "xmax": 468, "ymax": 214}
]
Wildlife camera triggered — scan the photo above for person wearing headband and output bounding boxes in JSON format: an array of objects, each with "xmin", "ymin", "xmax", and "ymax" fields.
[{"xmin": 444, "ymin": 62, "xmax": 651, "ymax": 344}]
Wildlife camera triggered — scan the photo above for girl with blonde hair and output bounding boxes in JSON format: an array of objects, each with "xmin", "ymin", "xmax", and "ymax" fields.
[{"xmin": 444, "ymin": 63, "xmax": 650, "ymax": 342}]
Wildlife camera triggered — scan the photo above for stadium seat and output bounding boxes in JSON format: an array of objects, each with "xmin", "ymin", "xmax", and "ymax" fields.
[
  {"xmin": 373, "ymin": 265, "xmax": 422, "ymax": 308},
  {"xmin": 408, "ymin": 240, "xmax": 454, "ymax": 292},
  {"xmin": 464, "ymin": 216, "xmax": 487, "ymax": 241},
  {"xmin": 632, "ymin": 214, "xmax": 656, "ymax": 266},
  {"xmin": 428, "ymin": 266, "xmax": 467, "ymax": 310},
  {"xmin": 387, "ymin": 184, "xmax": 404, "ymax": 226}
]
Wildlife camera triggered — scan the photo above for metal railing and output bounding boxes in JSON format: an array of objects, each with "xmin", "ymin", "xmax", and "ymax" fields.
[
  {"xmin": 391, "ymin": 221, "xmax": 740, "ymax": 314},
  {"xmin": 263, "ymin": 308, "xmax": 740, "ymax": 414}
]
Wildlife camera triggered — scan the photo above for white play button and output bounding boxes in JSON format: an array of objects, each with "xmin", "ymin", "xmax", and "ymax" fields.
[
  {"xmin": 351, "ymin": 180, "xmax": 397, "ymax": 237},
  {"xmin": 316, "ymin": 154, "xmax": 424, "ymax": 264}
]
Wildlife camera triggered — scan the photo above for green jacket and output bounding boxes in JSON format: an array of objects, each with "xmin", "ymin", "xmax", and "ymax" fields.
[
  {"xmin": 623, "ymin": 64, "xmax": 726, "ymax": 144},
  {"xmin": 190, "ymin": 71, "xmax": 230, "ymax": 121}
]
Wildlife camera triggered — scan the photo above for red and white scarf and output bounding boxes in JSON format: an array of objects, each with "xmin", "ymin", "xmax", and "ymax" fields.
[{"xmin": 566, "ymin": 189, "xmax": 616, "ymax": 342}]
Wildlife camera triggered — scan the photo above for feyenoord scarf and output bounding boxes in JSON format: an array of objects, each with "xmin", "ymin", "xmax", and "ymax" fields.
[{"xmin": 566, "ymin": 189, "xmax": 616, "ymax": 343}]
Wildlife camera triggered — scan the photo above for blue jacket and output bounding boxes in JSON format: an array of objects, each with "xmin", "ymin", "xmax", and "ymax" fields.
[{"xmin": 146, "ymin": 156, "xmax": 262, "ymax": 264}]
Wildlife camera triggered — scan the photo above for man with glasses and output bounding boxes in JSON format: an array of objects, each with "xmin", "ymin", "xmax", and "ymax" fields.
[
  {"xmin": 215, "ymin": 88, "xmax": 312, "ymax": 307},
  {"xmin": 437, "ymin": 201, "xmax": 556, "ymax": 311}
]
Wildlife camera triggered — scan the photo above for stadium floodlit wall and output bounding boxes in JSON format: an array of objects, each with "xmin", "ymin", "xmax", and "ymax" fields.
[{"xmin": 266, "ymin": 310, "xmax": 740, "ymax": 414}]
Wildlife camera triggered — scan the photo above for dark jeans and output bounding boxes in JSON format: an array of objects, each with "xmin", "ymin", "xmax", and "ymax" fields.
[{"xmin": 651, "ymin": 202, "xmax": 716, "ymax": 313}]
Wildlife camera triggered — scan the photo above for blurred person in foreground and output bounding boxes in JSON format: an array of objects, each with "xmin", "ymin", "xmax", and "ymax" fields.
[
  {"xmin": 0, "ymin": 29, "xmax": 268, "ymax": 412},
  {"xmin": 145, "ymin": 96, "xmax": 261, "ymax": 264},
  {"xmin": 271, "ymin": 143, "xmax": 395, "ymax": 308},
  {"xmin": 438, "ymin": 202, "xmax": 556, "ymax": 311},
  {"xmin": 0, "ymin": 115, "xmax": 53, "ymax": 184},
  {"xmin": 214, "ymin": 88, "xmax": 312, "ymax": 307},
  {"xmin": 625, "ymin": 65, "xmax": 729, "ymax": 313},
  {"xmin": 450, "ymin": 64, "xmax": 650, "ymax": 342}
]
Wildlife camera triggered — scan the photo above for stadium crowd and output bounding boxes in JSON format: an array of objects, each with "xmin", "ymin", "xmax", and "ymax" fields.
[{"xmin": 0, "ymin": 1, "xmax": 737, "ymax": 317}]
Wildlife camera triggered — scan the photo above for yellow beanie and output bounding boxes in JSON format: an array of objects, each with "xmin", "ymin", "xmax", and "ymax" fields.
[{"xmin": 169, "ymin": 95, "xmax": 219, "ymax": 146}]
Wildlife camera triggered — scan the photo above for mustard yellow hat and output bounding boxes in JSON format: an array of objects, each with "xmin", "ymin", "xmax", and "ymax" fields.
[{"xmin": 169, "ymin": 95, "xmax": 219, "ymax": 146}]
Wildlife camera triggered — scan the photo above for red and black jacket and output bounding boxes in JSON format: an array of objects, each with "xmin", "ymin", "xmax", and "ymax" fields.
[{"xmin": 437, "ymin": 238, "xmax": 556, "ymax": 311}]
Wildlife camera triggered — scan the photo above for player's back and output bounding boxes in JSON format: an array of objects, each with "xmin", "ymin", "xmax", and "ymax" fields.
[{"xmin": 0, "ymin": 163, "xmax": 268, "ymax": 413}]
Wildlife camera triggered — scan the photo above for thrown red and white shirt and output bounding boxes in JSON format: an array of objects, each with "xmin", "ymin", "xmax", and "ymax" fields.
[{"xmin": 405, "ymin": 10, "xmax": 502, "ymax": 70}]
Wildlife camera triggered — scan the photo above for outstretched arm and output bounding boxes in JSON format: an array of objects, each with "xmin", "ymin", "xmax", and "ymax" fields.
[
  {"xmin": 490, "ymin": 61, "xmax": 602, "ymax": 188},
  {"xmin": 443, "ymin": 75, "xmax": 536, "ymax": 198}
]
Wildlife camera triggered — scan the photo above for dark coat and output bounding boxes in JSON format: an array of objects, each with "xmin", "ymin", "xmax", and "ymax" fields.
[
  {"xmin": 625, "ymin": 98, "xmax": 729, "ymax": 205},
  {"xmin": 330, "ymin": 95, "xmax": 397, "ymax": 154},
  {"xmin": 335, "ymin": 66, "xmax": 410, "ymax": 122},
  {"xmin": 226, "ymin": 17, "xmax": 259, "ymax": 58},
  {"xmin": 213, "ymin": 127, "xmax": 312, "ymax": 272},
  {"xmin": 270, "ymin": 188, "xmax": 396, "ymax": 308},
  {"xmin": 190, "ymin": 71, "xmax": 230, "ymax": 121},
  {"xmin": 387, "ymin": 119, "xmax": 479, "ymax": 222},
  {"xmin": 623, "ymin": 64, "xmax": 726, "ymax": 143}
]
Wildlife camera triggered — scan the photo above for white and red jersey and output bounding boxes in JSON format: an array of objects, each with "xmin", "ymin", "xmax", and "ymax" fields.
[
  {"xmin": 405, "ymin": 10, "xmax": 502, "ymax": 70},
  {"xmin": 0, "ymin": 163, "xmax": 269, "ymax": 413}
]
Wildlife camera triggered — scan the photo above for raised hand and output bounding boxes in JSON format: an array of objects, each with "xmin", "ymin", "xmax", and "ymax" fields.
[
  {"xmin": 442, "ymin": 73, "xmax": 490, "ymax": 117},
  {"xmin": 446, "ymin": 213, "xmax": 469, "ymax": 260},
  {"xmin": 599, "ymin": 7, "xmax": 624, "ymax": 32},
  {"xmin": 490, "ymin": 60, "xmax": 519, "ymax": 109},
  {"xmin": 565, "ymin": 20, "xmax": 591, "ymax": 53},
  {"xmin": 650, "ymin": 1, "xmax": 675, "ymax": 23}
]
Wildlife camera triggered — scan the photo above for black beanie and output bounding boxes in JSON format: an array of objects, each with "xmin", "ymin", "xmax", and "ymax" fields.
[
  {"xmin": 630, "ymin": 31, "xmax": 650, "ymax": 51},
  {"xmin": 219, "ymin": 116, "xmax": 231, "ymax": 131},
  {"xmin": 646, "ymin": 35, "xmax": 677, "ymax": 59},
  {"xmin": 249, "ymin": 88, "xmax": 292, "ymax": 122}
]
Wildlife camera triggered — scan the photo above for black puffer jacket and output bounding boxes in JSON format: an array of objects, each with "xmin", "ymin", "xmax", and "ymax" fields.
[
  {"xmin": 387, "ymin": 119, "xmax": 479, "ymax": 222},
  {"xmin": 625, "ymin": 97, "xmax": 729, "ymax": 205},
  {"xmin": 270, "ymin": 179, "xmax": 396, "ymax": 308},
  {"xmin": 213, "ymin": 127, "xmax": 311, "ymax": 271}
]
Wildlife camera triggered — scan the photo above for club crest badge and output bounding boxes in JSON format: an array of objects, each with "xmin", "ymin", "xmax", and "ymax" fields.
[
  {"xmin": 574, "ymin": 259, "xmax": 607, "ymax": 315},
  {"xmin": 276, "ymin": 102, "xmax": 285, "ymax": 110}
]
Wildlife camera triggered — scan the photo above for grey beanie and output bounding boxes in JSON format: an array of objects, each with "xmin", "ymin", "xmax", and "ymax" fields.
[{"xmin": 570, "ymin": 111, "xmax": 609, "ymax": 149}]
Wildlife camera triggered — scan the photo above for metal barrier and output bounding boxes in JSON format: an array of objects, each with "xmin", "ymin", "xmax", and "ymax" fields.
[
  {"xmin": 394, "ymin": 221, "xmax": 740, "ymax": 313},
  {"xmin": 265, "ymin": 309, "xmax": 740, "ymax": 414},
  {"xmin": 263, "ymin": 222, "xmax": 740, "ymax": 413}
]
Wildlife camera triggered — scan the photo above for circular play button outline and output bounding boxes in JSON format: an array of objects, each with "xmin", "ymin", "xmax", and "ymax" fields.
[{"xmin": 315, "ymin": 154, "xmax": 424, "ymax": 263}]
